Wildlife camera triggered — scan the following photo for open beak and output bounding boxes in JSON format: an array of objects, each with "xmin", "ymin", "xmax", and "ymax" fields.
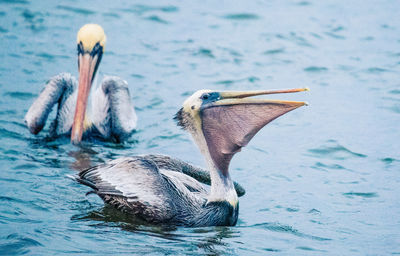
[
  {"xmin": 71, "ymin": 53, "xmax": 99, "ymax": 144},
  {"xmin": 216, "ymin": 87, "xmax": 309, "ymax": 106},
  {"xmin": 200, "ymin": 88, "xmax": 308, "ymax": 175}
]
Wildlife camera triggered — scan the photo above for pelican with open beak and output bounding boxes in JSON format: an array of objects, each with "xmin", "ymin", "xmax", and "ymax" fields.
[
  {"xmin": 76, "ymin": 87, "xmax": 308, "ymax": 226},
  {"xmin": 25, "ymin": 24, "xmax": 137, "ymax": 143}
]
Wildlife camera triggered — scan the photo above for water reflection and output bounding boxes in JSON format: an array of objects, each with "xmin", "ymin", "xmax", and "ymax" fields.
[
  {"xmin": 72, "ymin": 205, "xmax": 241, "ymax": 255},
  {"xmin": 68, "ymin": 146, "xmax": 98, "ymax": 171},
  {"xmin": 191, "ymin": 227, "xmax": 240, "ymax": 255}
]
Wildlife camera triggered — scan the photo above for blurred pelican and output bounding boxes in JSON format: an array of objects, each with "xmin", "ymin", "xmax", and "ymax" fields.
[
  {"xmin": 77, "ymin": 87, "xmax": 308, "ymax": 226},
  {"xmin": 25, "ymin": 24, "xmax": 137, "ymax": 143}
]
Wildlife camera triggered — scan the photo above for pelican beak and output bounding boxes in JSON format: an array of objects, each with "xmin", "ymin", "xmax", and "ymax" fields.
[
  {"xmin": 218, "ymin": 87, "xmax": 309, "ymax": 101},
  {"xmin": 212, "ymin": 87, "xmax": 309, "ymax": 112},
  {"xmin": 200, "ymin": 88, "xmax": 308, "ymax": 175},
  {"xmin": 71, "ymin": 52, "xmax": 100, "ymax": 144}
]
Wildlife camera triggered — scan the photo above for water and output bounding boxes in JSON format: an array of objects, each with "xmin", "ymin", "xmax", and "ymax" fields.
[{"xmin": 0, "ymin": 0, "xmax": 399, "ymax": 254}]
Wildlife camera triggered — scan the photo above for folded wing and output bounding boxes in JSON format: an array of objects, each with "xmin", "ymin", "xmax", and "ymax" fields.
[{"xmin": 78, "ymin": 156, "xmax": 184, "ymax": 223}]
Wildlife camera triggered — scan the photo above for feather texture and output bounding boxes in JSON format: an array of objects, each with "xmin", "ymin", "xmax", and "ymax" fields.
[
  {"xmin": 25, "ymin": 73, "xmax": 137, "ymax": 142},
  {"xmin": 77, "ymin": 155, "xmax": 239, "ymax": 226}
]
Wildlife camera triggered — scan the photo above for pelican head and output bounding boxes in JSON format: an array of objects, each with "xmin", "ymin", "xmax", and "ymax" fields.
[
  {"xmin": 71, "ymin": 24, "xmax": 107, "ymax": 144},
  {"xmin": 174, "ymin": 88, "xmax": 308, "ymax": 176}
]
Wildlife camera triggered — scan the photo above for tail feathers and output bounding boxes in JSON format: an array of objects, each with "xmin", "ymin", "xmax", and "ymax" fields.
[{"xmin": 67, "ymin": 173, "xmax": 99, "ymax": 192}]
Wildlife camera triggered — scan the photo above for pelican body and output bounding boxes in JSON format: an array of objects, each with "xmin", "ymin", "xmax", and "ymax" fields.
[
  {"xmin": 77, "ymin": 88, "xmax": 308, "ymax": 226},
  {"xmin": 25, "ymin": 24, "xmax": 137, "ymax": 143}
]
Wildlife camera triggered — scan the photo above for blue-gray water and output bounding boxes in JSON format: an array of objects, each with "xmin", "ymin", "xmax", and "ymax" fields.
[{"xmin": 0, "ymin": 0, "xmax": 399, "ymax": 255}]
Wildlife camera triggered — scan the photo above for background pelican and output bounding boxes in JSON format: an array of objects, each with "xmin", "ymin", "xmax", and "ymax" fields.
[
  {"xmin": 25, "ymin": 24, "xmax": 137, "ymax": 143},
  {"xmin": 77, "ymin": 87, "xmax": 308, "ymax": 227}
]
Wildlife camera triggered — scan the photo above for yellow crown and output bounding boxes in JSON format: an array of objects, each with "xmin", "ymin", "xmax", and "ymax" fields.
[{"xmin": 77, "ymin": 24, "xmax": 106, "ymax": 52}]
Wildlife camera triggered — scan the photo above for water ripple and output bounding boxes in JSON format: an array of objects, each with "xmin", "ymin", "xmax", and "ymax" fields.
[
  {"xmin": 276, "ymin": 32, "xmax": 314, "ymax": 47},
  {"xmin": 222, "ymin": 13, "xmax": 260, "ymax": 20},
  {"xmin": 214, "ymin": 76, "xmax": 260, "ymax": 86},
  {"xmin": 0, "ymin": 196, "xmax": 50, "ymax": 213},
  {"xmin": 250, "ymin": 222, "xmax": 331, "ymax": 241},
  {"xmin": 263, "ymin": 48, "xmax": 285, "ymax": 55},
  {"xmin": 304, "ymin": 66, "xmax": 328, "ymax": 73},
  {"xmin": 308, "ymin": 141, "xmax": 367, "ymax": 160},
  {"xmin": 0, "ymin": 0, "xmax": 28, "ymax": 3},
  {"xmin": 381, "ymin": 157, "xmax": 400, "ymax": 165},
  {"xmin": 324, "ymin": 32, "xmax": 345, "ymax": 40},
  {"xmin": 3, "ymin": 91, "xmax": 36, "ymax": 100},
  {"xmin": 342, "ymin": 192, "xmax": 378, "ymax": 198},
  {"xmin": 317, "ymin": 161, "xmax": 345, "ymax": 169},
  {"xmin": 0, "ymin": 26, "xmax": 8, "ymax": 33},
  {"xmin": 365, "ymin": 67, "xmax": 389, "ymax": 74},
  {"xmin": 21, "ymin": 9, "xmax": 45, "ymax": 32},
  {"xmin": 296, "ymin": 1, "xmax": 311, "ymax": 6},
  {"xmin": 0, "ymin": 233, "xmax": 42, "ymax": 256},
  {"xmin": 0, "ymin": 127, "xmax": 24, "ymax": 141},
  {"xmin": 102, "ymin": 12, "xmax": 120, "ymax": 18},
  {"xmin": 194, "ymin": 48, "xmax": 215, "ymax": 58},
  {"xmin": 0, "ymin": 110, "xmax": 17, "ymax": 116},
  {"xmin": 56, "ymin": 5, "xmax": 95, "ymax": 15},
  {"xmin": 296, "ymin": 246, "xmax": 325, "ymax": 252},
  {"xmin": 144, "ymin": 15, "xmax": 169, "ymax": 24},
  {"xmin": 125, "ymin": 4, "xmax": 179, "ymax": 15}
]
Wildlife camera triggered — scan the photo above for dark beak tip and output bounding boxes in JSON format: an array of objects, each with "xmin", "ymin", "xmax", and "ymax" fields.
[
  {"xmin": 71, "ymin": 133, "xmax": 82, "ymax": 145},
  {"xmin": 71, "ymin": 139, "xmax": 82, "ymax": 146}
]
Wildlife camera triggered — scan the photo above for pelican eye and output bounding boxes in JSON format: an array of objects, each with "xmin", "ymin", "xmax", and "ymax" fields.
[
  {"xmin": 200, "ymin": 92, "xmax": 221, "ymax": 105},
  {"xmin": 201, "ymin": 93, "xmax": 210, "ymax": 100}
]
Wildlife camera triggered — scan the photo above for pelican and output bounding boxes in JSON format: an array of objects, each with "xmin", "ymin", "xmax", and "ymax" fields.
[
  {"xmin": 77, "ymin": 88, "xmax": 308, "ymax": 226},
  {"xmin": 25, "ymin": 24, "xmax": 137, "ymax": 143}
]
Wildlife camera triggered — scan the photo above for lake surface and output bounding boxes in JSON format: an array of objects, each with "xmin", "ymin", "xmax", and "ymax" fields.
[{"xmin": 0, "ymin": 0, "xmax": 399, "ymax": 255}]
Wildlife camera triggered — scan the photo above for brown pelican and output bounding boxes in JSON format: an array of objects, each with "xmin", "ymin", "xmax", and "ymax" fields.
[
  {"xmin": 77, "ymin": 88, "xmax": 308, "ymax": 226},
  {"xmin": 25, "ymin": 24, "xmax": 137, "ymax": 143}
]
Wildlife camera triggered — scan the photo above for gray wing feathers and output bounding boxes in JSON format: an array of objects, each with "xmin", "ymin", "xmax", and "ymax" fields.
[
  {"xmin": 144, "ymin": 154, "xmax": 246, "ymax": 197},
  {"xmin": 25, "ymin": 73, "xmax": 77, "ymax": 135},
  {"xmin": 91, "ymin": 76, "xmax": 137, "ymax": 141},
  {"xmin": 78, "ymin": 156, "xmax": 177, "ymax": 222},
  {"xmin": 159, "ymin": 169, "xmax": 207, "ymax": 195},
  {"xmin": 91, "ymin": 85, "xmax": 111, "ymax": 137}
]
